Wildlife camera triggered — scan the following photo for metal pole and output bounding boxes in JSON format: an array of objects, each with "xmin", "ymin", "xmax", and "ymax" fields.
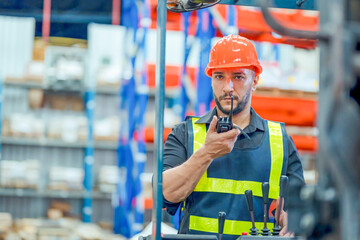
[
  {"xmin": 83, "ymin": 90, "xmax": 95, "ymax": 223},
  {"xmin": 152, "ymin": 0, "xmax": 167, "ymax": 239},
  {"xmin": 42, "ymin": 0, "xmax": 51, "ymax": 42}
]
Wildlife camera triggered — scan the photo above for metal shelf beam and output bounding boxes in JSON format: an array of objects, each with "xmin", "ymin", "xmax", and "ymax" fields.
[
  {"xmin": 218, "ymin": 0, "xmax": 317, "ymax": 10},
  {"xmin": 1, "ymin": 137, "xmax": 154, "ymax": 151},
  {"xmin": 4, "ymin": 81, "xmax": 178, "ymax": 98},
  {"xmin": 0, "ymin": 11, "xmax": 112, "ymax": 24},
  {"xmin": 0, "ymin": 188, "xmax": 112, "ymax": 200}
]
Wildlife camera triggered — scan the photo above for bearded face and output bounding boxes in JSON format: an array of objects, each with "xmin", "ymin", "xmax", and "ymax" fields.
[
  {"xmin": 214, "ymin": 83, "xmax": 252, "ymax": 115},
  {"xmin": 211, "ymin": 68, "xmax": 257, "ymax": 116}
]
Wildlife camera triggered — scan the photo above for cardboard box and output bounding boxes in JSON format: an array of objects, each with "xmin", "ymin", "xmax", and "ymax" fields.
[
  {"xmin": 0, "ymin": 160, "xmax": 39, "ymax": 189},
  {"xmin": 48, "ymin": 167, "xmax": 84, "ymax": 191},
  {"xmin": 6, "ymin": 114, "xmax": 44, "ymax": 138},
  {"xmin": 28, "ymin": 88, "xmax": 44, "ymax": 109},
  {"xmin": 0, "ymin": 213, "xmax": 12, "ymax": 232}
]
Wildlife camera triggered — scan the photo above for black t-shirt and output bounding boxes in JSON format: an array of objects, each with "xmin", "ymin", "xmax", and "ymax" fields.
[{"xmin": 163, "ymin": 107, "xmax": 305, "ymax": 214}]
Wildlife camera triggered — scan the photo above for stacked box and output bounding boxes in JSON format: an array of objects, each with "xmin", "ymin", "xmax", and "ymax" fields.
[
  {"xmin": 47, "ymin": 116, "xmax": 87, "ymax": 142},
  {"xmin": 48, "ymin": 167, "xmax": 84, "ymax": 191},
  {"xmin": 94, "ymin": 117, "xmax": 119, "ymax": 142},
  {"xmin": 0, "ymin": 213, "xmax": 12, "ymax": 238},
  {"xmin": 2, "ymin": 114, "xmax": 45, "ymax": 138},
  {"xmin": 11, "ymin": 218, "xmax": 126, "ymax": 240},
  {"xmin": 0, "ymin": 160, "xmax": 39, "ymax": 189},
  {"xmin": 98, "ymin": 166, "xmax": 119, "ymax": 193}
]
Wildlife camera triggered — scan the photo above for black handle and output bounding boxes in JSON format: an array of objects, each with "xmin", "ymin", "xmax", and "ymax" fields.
[
  {"xmin": 262, "ymin": 182, "xmax": 269, "ymax": 204},
  {"xmin": 245, "ymin": 190, "xmax": 254, "ymax": 211},
  {"xmin": 279, "ymin": 175, "xmax": 289, "ymax": 197},
  {"xmin": 218, "ymin": 212, "xmax": 226, "ymax": 234}
]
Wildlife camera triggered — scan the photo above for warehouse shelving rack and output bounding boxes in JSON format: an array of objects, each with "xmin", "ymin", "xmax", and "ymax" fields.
[
  {"xmin": 0, "ymin": 76, "xmax": 160, "ymax": 223},
  {"xmin": 0, "ymin": 80, "xmax": 118, "ymax": 223}
]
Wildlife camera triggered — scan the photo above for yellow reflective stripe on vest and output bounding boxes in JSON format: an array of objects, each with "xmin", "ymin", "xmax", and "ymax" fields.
[
  {"xmin": 268, "ymin": 121, "xmax": 284, "ymax": 196},
  {"xmin": 192, "ymin": 118, "xmax": 208, "ymax": 187},
  {"xmin": 190, "ymin": 215, "xmax": 271, "ymax": 235},
  {"xmin": 191, "ymin": 119, "xmax": 283, "ymax": 199},
  {"xmin": 192, "ymin": 117, "xmax": 206, "ymax": 152}
]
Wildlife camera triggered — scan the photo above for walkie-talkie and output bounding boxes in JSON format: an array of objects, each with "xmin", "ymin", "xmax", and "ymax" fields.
[
  {"xmin": 216, "ymin": 95, "xmax": 234, "ymax": 133},
  {"xmin": 216, "ymin": 95, "xmax": 251, "ymax": 140}
]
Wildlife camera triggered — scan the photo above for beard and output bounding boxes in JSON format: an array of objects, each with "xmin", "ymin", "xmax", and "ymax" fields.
[{"xmin": 214, "ymin": 86, "xmax": 252, "ymax": 115}]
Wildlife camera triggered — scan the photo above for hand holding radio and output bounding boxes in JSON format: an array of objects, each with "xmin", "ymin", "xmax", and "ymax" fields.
[
  {"xmin": 203, "ymin": 115, "xmax": 240, "ymax": 159},
  {"xmin": 216, "ymin": 95, "xmax": 251, "ymax": 140}
]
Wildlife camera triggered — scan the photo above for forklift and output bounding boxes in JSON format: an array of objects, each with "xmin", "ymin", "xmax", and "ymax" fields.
[{"xmin": 146, "ymin": 0, "xmax": 360, "ymax": 239}]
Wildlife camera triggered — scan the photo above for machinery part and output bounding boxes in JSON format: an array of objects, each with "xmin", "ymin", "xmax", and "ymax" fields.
[
  {"xmin": 139, "ymin": 235, "xmax": 218, "ymax": 240},
  {"xmin": 237, "ymin": 236, "xmax": 300, "ymax": 240},
  {"xmin": 218, "ymin": 212, "xmax": 226, "ymax": 240},
  {"xmin": 205, "ymin": 35, "xmax": 263, "ymax": 77},
  {"xmin": 245, "ymin": 190, "xmax": 259, "ymax": 236},
  {"xmin": 167, "ymin": 0, "xmax": 220, "ymax": 13},
  {"xmin": 258, "ymin": 0, "xmax": 328, "ymax": 41},
  {"xmin": 273, "ymin": 175, "xmax": 288, "ymax": 235},
  {"xmin": 162, "ymin": 234, "xmax": 218, "ymax": 239},
  {"xmin": 261, "ymin": 182, "xmax": 270, "ymax": 236}
]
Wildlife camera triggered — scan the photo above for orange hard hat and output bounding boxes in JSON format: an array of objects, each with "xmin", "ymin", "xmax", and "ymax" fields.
[{"xmin": 205, "ymin": 35, "xmax": 263, "ymax": 77}]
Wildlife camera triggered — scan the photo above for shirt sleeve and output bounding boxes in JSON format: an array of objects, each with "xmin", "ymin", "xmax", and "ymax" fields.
[
  {"xmin": 163, "ymin": 122, "xmax": 188, "ymax": 171},
  {"xmin": 283, "ymin": 133, "xmax": 305, "ymax": 211},
  {"xmin": 162, "ymin": 122, "xmax": 188, "ymax": 215},
  {"xmin": 286, "ymin": 134, "xmax": 305, "ymax": 186}
]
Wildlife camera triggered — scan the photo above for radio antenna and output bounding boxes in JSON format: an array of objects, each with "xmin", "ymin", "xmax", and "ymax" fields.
[{"xmin": 229, "ymin": 95, "xmax": 233, "ymax": 124}]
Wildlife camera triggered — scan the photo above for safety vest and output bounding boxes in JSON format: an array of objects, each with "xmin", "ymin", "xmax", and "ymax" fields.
[{"xmin": 180, "ymin": 117, "xmax": 286, "ymax": 239}]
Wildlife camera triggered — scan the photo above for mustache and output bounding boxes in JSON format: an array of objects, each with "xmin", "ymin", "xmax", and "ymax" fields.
[{"xmin": 218, "ymin": 94, "xmax": 239, "ymax": 101}]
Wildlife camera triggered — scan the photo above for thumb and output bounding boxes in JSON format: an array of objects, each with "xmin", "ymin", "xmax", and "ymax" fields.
[{"xmin": 208, "ymin": 116, "xmax": 218, "ymax": 133}]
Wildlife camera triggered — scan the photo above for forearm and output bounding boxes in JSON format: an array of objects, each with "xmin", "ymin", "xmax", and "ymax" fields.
[{"xmin": 163, "ymin": 146, "xmax": 212, "ymax": 203}]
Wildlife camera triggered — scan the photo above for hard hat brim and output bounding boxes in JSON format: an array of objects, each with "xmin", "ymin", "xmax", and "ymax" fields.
[{"xmin": 205, "ymin": 63, "xmax": 263, "ymax": 78}]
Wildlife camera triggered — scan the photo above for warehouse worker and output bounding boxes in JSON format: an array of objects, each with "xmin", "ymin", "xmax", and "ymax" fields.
[{"xmin": 162, "ymin": 35, "xmax": 305, "ymax": 239}]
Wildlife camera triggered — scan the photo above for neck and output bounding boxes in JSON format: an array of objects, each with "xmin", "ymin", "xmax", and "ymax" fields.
[{"xmin": 217, "ymin": 105, "xmax": 251, "ymax": 129}]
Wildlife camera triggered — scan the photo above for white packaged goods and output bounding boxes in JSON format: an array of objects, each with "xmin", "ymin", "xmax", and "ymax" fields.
[
  {"xmin": 9, "ymin": 218, "xmax": 126, "ymax": 240},
  {"xmin": 48, "ymin": 167, "xmax": 84, "ymax": 191},
  {"xmin": 0, "ymin": 213, "xmax": 12, "ymax": 233},
  {"xmin": 94, "ymin": 117, "xmax": 119, "ymax": 142},
  {"xmin": 44, "ymin": 46, "xmax": 87, "ymax": 88},
  {"xmin": 47, "ymin": 116, "xmax": 87, "ymax": 142},
  {"xmin": 0, "ymin": 160, "xmax": 39, "ymax": 188},
  {"xmin": 98, "ymin": 166, "xmax": 119, "ymax": 193},
  {"xmin": 3, "ymin": 114, "xmax": 45, "ymax": 138}
]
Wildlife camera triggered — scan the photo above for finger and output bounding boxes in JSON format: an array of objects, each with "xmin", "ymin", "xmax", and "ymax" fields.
[
  {"xmin": 283, "ymin": 231, "xmax": 294, "ymax": 237},
  {"xmin": 207, "ymin": 116, "xmax": 218, "ymax": 133},
  {"xmin": 279, "ymin": 226, "xmax": 287, "ymax": 236},
  {"xmin": 223, "ymin": 128, "xmax": 240, "ymax": 139}
]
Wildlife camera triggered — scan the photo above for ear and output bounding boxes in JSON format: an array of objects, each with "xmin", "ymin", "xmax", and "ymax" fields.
[{"xmin": 252, "ymin": 75, "xmax": 259, "ymax": 92}]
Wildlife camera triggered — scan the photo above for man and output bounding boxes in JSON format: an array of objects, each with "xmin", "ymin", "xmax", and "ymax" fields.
[{"xmin": 162, "ymin": 35, "xmax": 304, "ymax": 239}]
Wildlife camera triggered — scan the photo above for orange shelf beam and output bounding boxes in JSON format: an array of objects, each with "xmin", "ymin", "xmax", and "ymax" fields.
[
  {"xmin": 147, "ymin": 63, "xmax": 197, "ymax": 89},
  {"xmin": 144, "ymin": 127, "xmax": 172, "ymax": 143},
  {"xmin": 252, "ymin": 94, "xmax": 317, "ymax": 127},
  {"xmin": 291, "ymin": 135, "xmax": 318, "ymax": 152}
]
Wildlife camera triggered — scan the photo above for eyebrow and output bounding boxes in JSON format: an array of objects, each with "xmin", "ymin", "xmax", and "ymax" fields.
[
  {"xmin": 232, "ymin": 72, "xmax": 246, "ymax": 75},
  {"xmin": 213, "ymin": 71, "xmax": 246, "ymax": 74}
]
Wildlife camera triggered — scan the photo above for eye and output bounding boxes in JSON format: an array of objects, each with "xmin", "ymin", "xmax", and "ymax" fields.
[
  {"xmin": 214, "ymin": 74, "xmax": 224, "ymax": 80},
  {"xmin": 233, "ymin": 75, "xmax": 245, "ymax": 81}
]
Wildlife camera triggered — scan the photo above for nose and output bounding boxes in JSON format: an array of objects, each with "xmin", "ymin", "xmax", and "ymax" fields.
[{"xmin": 223, "ymin": 76, "xmax": 234, "ymax": 92}]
